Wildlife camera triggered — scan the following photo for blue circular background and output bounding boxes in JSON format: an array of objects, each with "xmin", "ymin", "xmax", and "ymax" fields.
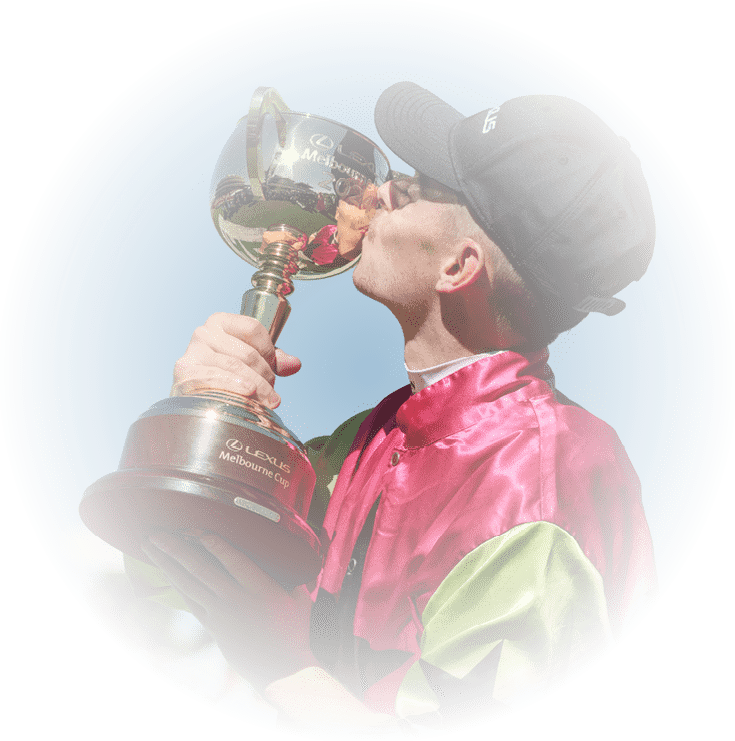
[{"xmin": 3, "ymin": 3, "xmax": 733, "ymax": 740}]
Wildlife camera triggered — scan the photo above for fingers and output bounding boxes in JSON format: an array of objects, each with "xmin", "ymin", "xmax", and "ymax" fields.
[
  {"xmin": 142, "ymin": 531, "xmax": 315, "ymax": 688},
  {"xmin": 213, "ymin": 315, "xmax": 302, "ymax": 379},
  {"xmin": 260, "ymin": 231, "xmax": 306, "ymax": 251},
  {"xmin": 143, "ymin": 532, "xmax": 279, "ymax": 598},
  {"xmin": 141, "ymin": 533, "xmax": 235, "ymax": 605},
  {"xmin": 274, "ymin": 348, "xmax": 302, "ymax": 377},
  {"xmin": 199, "ymin": 321, "xmax": 277, "ymax": 384},
  {"xmin": 171, "ymin": 313, "xmax": 302, "ymax": 408},
  {"xmin": 212, "ymin": 314, "xmax": 278, "ymax": 374},
  {"xmin": 173, "ymin": 349, "xmax": 281, "ymax": 407},
  {"xmin": 196, "ymin": 533, "xmax": 283, "ymax": 595}
]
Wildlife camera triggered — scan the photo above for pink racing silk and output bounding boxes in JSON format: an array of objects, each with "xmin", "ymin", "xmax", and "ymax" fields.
[
  {"xmin": 314, "ymin": 349, "xmax": 656, "ymax": 711},
  {"xmin": 305, "ymin": 225, "xmax": 340, "ymax": 265}
]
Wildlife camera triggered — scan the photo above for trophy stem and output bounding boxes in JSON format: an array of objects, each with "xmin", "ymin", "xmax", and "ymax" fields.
[
  {"xmin": 241, "ymin": 288, "xmax": 291, "ymax": 344},
  {"xmin": 241, "ymin": 224, "xmax": 303, "ymax": 342}
]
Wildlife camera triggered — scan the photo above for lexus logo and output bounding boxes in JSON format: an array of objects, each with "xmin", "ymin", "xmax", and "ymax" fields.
[
  {"xmin": 309, "ymin": 134, "xmax": 334, "ymax": 150},
  {"xmin": 226, "ymin": 438, "xmax": 243, "ymax": 452}
]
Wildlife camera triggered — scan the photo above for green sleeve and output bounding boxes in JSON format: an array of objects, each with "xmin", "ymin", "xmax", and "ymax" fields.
[
  {"xmin": 396, "ymin": 521, "xmax": 612, "ymax": 720},
  {"xmin": 304, "ymin": 408, "xmax": 372, "ymax": 531},
  {"xmin": 125, "ymin": 408, "xmax": 372, "ymax": 609}
]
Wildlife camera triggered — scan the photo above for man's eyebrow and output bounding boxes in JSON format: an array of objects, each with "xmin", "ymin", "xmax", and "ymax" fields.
[{"xmin": 418, "ymin": 173, "xmax": 461, "ymax": 202}]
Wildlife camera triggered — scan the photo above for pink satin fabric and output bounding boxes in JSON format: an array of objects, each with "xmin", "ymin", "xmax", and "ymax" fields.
[
  {"xmin": 305, "ymin": 224, "xmax": 339, "ymax": 265},
  {"xmin": 315, "ymin": 350, "xmax": 655, "ymax": 708}
]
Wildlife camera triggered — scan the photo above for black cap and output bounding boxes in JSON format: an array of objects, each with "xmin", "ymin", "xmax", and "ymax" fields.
[{"xmin": 375, "ymin": 82, "xmax": 655, "ymax": 332}]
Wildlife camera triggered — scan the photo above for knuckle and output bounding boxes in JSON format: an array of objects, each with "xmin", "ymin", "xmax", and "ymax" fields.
[
  {"xmin": 239, "ymin": 316, "xmax": 270, "ymax": 344},
  {"xmin": 173, "ymin": 356, "xmax": 194, "ymax": 380},
  {"xmin": 241, "ymin": 344, "xmax": 261, "ymax": 366},
  {"xmin": 221, "ymin": 353, "xmax": 246, "ymax": 376},
  {"xmin": 173, "ymin": 357, "xmax": 187, "ymax": 374},
  {"xmin": 207, "ymin": 311, "xmax": 228, "ymax": 326},
  {"xmin": 191, "ymin": 326, "xmax": 208, "ymax": 344},
  {"xmin": 238, "ymin": 315, "xmax": 260, "ymax": 332}
]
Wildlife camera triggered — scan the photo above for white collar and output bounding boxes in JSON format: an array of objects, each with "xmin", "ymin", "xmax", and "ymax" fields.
[{"xmin": 405, "ymin": 351, "xmax": 505, "ymax": 393}]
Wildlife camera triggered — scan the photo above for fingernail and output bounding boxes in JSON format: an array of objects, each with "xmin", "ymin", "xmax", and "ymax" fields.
[{"xmin": 268, "ymin": 392, "xmax": 281, "ymax": 408}]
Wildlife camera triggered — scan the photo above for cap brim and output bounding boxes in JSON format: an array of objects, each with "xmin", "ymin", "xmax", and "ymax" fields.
[{"xmin": 374, "ymin": 82, "xmax": 463, "ymax": 191}]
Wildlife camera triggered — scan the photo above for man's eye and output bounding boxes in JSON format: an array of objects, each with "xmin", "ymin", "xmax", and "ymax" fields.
[{"xmin": 389, "ymin": 181, "xmax": 412, "ymax": 209}]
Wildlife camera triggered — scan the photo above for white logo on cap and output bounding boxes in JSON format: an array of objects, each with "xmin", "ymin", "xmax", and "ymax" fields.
[{"xmin": 482, "ymin": 107, "xmax": 500, "ymax": 134}]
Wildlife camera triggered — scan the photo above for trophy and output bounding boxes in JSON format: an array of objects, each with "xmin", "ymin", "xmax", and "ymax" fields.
[{"xmin": 80, "ymin": 87, "xmax": 391, "ymax": 587}]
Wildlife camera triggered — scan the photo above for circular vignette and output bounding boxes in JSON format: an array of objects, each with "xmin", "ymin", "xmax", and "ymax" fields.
[{"xmin": 2, "ymin": 1, "xmax": 732, "ymax": 740}]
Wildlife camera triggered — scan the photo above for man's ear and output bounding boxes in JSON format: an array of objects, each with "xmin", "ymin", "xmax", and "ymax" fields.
[{"xmin": 436, "ymin": 240, "xmax": 485, "ymax": 293}]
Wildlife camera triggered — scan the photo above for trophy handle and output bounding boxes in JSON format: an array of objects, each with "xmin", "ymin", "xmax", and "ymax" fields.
[{"xmin": 245, "ymin": 87, "xmax": 290, "ymax": 200}]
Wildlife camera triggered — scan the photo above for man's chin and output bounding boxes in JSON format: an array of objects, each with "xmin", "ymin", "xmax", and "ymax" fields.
[
  {"xmin": 352, "ymin": 264, "xmax": 399, "ymax": 312},
  {"xmin": 351, "ymin": 266, "xmax": 373, "ymax": 299}
]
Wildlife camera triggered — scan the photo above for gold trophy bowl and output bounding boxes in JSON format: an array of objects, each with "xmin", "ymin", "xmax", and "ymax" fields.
[{"xmin": 80, "ymin": 87, "xmax": 391, "ymax": 587}]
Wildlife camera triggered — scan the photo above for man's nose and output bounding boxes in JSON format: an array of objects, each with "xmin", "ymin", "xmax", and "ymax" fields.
[{"xmin": 377, "ymin": 181, "xmax": 394, "ymax": 212}]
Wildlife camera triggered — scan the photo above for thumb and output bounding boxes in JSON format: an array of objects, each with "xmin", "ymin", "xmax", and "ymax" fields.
[{"xmin": 274, "ymin": 348, "xmax": 302, "ymax": 377}]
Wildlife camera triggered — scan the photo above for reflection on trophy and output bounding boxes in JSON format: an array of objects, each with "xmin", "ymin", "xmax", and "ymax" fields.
[{"xmin": 80, "ymin": 87, "xmax": 391, "ymax": 587}]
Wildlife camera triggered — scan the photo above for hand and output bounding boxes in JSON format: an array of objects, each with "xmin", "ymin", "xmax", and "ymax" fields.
[
  {"xmin": 171, "ymin": 313, "xmax": 302, "ymax": 408},
  {"xmin": 260, "ymin": 231, "xmax": 306, "ymax": 252},
  {"xmin": 141, "ymin": 531, "xmax": 316, "ymax": 690}
]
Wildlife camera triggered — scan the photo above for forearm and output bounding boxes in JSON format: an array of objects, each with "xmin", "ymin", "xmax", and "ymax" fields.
[{"xmin": 264, "ymin": 666, "xmax": 400, "ymax": 731}]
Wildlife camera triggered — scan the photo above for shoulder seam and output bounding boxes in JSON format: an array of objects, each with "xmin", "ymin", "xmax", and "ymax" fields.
[{"xmin": 527, "ymin": 396, "xmax": 557, "ymax": 522}]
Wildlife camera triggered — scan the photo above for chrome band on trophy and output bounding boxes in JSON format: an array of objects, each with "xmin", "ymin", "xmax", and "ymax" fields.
[{"xmin": 80, "ymin": 87, "xmax": 391, "ymax": 586}]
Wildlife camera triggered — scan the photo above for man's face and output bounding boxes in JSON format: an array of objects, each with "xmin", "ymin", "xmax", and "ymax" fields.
[{"xmin": 352, "ymin": 174, "xmax": 463, "ymax": 318}]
